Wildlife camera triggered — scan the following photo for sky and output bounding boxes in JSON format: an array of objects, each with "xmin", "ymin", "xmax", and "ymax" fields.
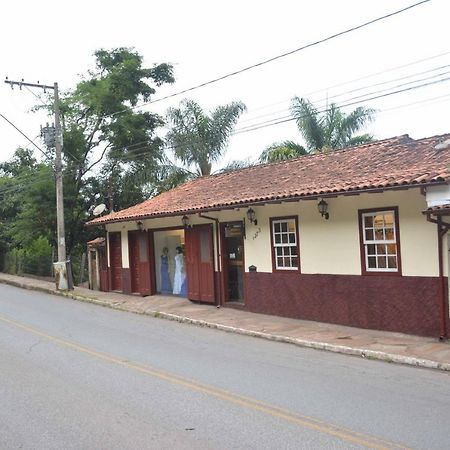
[{"xmin": 1, "ymin": 0, "xmax": 449, "ymax": 171}]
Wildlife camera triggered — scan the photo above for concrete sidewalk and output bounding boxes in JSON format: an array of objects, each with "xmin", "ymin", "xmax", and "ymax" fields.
[{"xmin": 1, "ymin": 272, "xmax": 449, "ymax": 372}]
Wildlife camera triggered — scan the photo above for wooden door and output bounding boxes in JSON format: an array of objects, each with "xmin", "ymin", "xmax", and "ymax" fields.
[
  {"xmin": 128, "ymin": 231, "xmax": 141, "ymax": 293},
  {"xmin": 128, "ymin": 230, "xmax": 153, "ymax": 296},
  {"xmin": 109, "ymin": 232, "xmax": 122, "ymax": 291},
  {"xmin": 221, "ymin": 222, "xmax": 245, "ymax": 303},
  {"xmin": 99, "ymin": 247, "xmax": 109, "ymax": 292},
  {"xmin": 185, "ymin": 225, "xmax": 215, "ymax": 303}
]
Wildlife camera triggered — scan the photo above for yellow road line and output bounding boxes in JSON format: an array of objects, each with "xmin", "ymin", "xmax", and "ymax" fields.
[{"xmin": 0, "ymin": 314, "xmax": 409, "ymax": 450}]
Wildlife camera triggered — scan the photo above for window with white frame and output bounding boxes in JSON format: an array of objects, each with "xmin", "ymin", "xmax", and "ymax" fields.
[
  {"xmin": 361, "ymin": 210, "xmax": 399, "ymax": 272},
  {"xmin": 272, "ymin": 218, "xmax": 299, "ymax": 270}
]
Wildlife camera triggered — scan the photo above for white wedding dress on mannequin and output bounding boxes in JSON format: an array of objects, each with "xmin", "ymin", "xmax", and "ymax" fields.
[{"xmin": 173, "ymin": 253, "xmax": 185, "ymax": 295}]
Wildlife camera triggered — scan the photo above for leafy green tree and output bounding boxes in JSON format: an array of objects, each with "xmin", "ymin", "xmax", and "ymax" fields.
[
  {"xmin": 166, "ymin": 99, "xmax": 247, "ymax": 176},
  {"xmin": 0, "ymin": 148, "xmax": 56, "ymax": 248},
  {"xmin": 261, "ymin": 98, "xmax": 375, "ymax": 162},
  {"xmin": 37, "ymin": 48, "xmax": 174, "ymax": 254}
]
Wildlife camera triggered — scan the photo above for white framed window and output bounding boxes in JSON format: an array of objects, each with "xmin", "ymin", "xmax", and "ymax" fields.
[
  {"xmin": 360, "ymin": 209, "xmax": 400, "ymax": 273},
  {"xmin": 271, "ymin": 217, "xmax": 299, "ymax": 271}
]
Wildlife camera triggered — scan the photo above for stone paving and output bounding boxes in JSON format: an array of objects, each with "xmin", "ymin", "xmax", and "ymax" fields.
[{"xmin": 1, "ymin": 272, "xmax": 450, "ymax": 371}]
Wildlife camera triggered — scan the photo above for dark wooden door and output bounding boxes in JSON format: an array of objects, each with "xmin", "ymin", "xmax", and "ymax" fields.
[
  {"xmin": 109, "ymin": 232, "xmax": 122, "ymax": 291},
  {"xmin": 221, "ymin": 222, "xmax": 245, "ymax": 303},
  {"xmin": 128, "ymin": 231, "xmax": 141, "ymax": 293},
  {"xmin": 128, "ymin": 230, "xmax": 153, "ymax": 296},
  {"xmin": 185, "ymin": 225, "xmax": 215, "ymax": 303},
  {"xmin": 185, "ymin": 227, "xmax": 200, "ymax": 299},
  {"xmin": 99, "ymin": 247, "xmax": 109, "ymax": 292}
]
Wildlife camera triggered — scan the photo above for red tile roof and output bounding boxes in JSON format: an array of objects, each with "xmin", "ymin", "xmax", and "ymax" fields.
[{"xmin": 87, "ymin": 133, "xmax": 450, "ymax": 226}]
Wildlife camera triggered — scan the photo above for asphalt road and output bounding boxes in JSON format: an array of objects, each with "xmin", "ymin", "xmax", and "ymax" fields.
[{"xmin": 0, "ymin": 284, "xmax": 449, "ymax": 449}]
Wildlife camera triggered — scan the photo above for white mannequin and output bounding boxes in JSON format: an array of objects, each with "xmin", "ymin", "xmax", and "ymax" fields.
[{"xmin": 173, "ymin": 246, "xmax": 186, "ymax": 295}]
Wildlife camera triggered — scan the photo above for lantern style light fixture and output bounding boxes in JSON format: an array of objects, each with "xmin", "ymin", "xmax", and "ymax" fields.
[
  {"xmin": 317, "ymin": 199, "xmax": 329, "ymax": 220},
  {"xmin": 246, "ymin": 207, "xmax": 257, "ymax": 225},
  {"xmin": 136, "ymin": 220, "xmax": 144, "ymax": 231},
  {"xmin": 181, "ymin": 215, "xmax": 190, "ymax": 228}
]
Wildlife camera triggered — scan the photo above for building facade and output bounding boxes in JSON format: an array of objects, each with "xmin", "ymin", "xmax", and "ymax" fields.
[{"xmin": 87, "ymin": 134, "xmax": 450, "ymax": 338}]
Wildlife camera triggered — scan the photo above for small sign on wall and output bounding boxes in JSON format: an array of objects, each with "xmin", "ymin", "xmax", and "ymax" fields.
[{"xmin": 225, "ymin": 224, "xmax": 243, "ymax": 237}]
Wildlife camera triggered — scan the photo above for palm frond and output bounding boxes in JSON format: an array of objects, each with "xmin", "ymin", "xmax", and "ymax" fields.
[
  {"xmin": 259, "ymin": 140, "xmax": 307, "ymax": 163},
  {"xmin": 291, "ymin": 97, "xmax": 324, "ymax": 151},
  {"xmin": 165, "ymin": 99, "xmax": 246, "ymax": 176}
]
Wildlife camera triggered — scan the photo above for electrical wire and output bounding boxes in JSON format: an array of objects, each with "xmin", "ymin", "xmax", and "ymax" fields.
[
  {"xmin": 0, "ymin": 113, "xmax": 50, "ymax": 160},
  {"xmin": 238, "ymin": 61, "xmax": 450, "ymax": 126},
  {"xmin": 105, "ymin": 0, "xmax": 430, "ymax": 119},
  {"xmin": 2, "ymin": 64, "xmax": 448, "ymax": 197},
  {"xmin": 233, "ymin": 50, "xmax": 450, "ymax": 121},
  {"xmin": 3, "ymin": 83, "xmax": 448, "ymax": 199},
  {"xmin": 234, "ymin": 76, "xmax": 450, "ymax": 135}
]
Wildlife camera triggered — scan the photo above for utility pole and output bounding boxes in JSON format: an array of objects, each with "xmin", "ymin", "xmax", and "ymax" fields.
[
  {"xmin": 53, "ymin": 82, "xmax": 66, "ymax": 265},
  {"xmin": 4, "ymin": 78, "xmax": 73, "ymax": 290}
]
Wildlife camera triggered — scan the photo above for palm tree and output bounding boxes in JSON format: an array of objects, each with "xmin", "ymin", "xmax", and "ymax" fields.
[
  {"xmin": 292, "ymin": 97, "xmax": 375, "ymax": 151},
  {"xmin": 166, "ymin": 99, "xmax": 247, "ymax": 176},
  {"xmin": 261, "ymin": 97, "xmax": 375, "ymax": 162},
  {"xmin": 259, "ymin": 140, "xmax": 307, "ymax": 163}
]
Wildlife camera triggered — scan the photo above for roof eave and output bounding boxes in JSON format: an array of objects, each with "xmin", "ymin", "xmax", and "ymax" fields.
[{"xmin": 86, "ymin": 181, "xmax": 447, "ymax": 228}]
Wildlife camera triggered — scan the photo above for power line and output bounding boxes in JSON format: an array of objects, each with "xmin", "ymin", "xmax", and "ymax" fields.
[
  {"xmin": 77, "ymin": 75, "xmax": 448, "ymax": 170},
  {"xmin": 67, "ymin": 74, "xmax": 450, "ymax": 171},
  {"xmin": 2, "ymin": 87, "xmax": 449, "ymax": 199},
  {"xmin": 234, "ymin": 76, "xmax": 450, "ymax": 135},
  {"xmin": 2, "ymin": 2, "xmax": 430, "ymax": 172},
  {"xmin": 2, "ymin": 63, "xmax": 447, "ymax": 195},
  {"xmin": 234, "ymin": 50, "xmax": 450, "ymax": 121},
  {"xmin": 238, "ymin": 61, "xmax": 450, "ymax": 126},
  {"xmin": 0, "ymin": 112, "xmax": 51, "ymax": 160},
  {"xmin": 106, "ymin": 0, "xmax": 430, "ymax": 118}
]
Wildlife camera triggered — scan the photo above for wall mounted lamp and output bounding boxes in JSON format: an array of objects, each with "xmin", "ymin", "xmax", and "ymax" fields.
[
  {"xmin": 317, "ymin": 199, "xmax": 329, "ymax": 220},
  {"xmin": 136, "ymin": 220, "xmax": 145, "ymax": 231},
  {"xmin": 181, "ymin": 215, "xmax": 190, "ymax": 228},
  {"xmin": 246, "ymin": 208, "xmax": 257, "ymax": 225}
]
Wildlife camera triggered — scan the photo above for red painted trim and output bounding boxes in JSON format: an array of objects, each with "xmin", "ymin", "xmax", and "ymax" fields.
[
  {"xmin": 358, "ymin": 206, "xmax": 402, "ymax": 276},
  {"xmin": 269, "ymin": 215, "xmax": 301, "ymax": 273}
]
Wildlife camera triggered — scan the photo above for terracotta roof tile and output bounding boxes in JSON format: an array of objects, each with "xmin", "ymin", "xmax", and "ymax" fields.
[{"xmin": 87, "ymin": 133, "xmax": 450, "ymax": 226}]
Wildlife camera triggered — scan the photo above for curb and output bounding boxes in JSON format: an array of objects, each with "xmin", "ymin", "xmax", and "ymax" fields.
[{"xmin": 2, "ymin": 277, "xmax": 450, "ymax": 372}]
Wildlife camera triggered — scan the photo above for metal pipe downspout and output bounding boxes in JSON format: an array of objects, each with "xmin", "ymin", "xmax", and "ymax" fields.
[
  {"xmin": 198, "ymin": 213, "xmax": 221, "ymax": 306},
  {"xmin": 437, "ymin": 216, "xmax": 448, "ymax": 340}
]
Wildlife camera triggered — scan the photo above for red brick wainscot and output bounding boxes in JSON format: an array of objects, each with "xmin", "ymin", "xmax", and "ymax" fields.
[{"xmin": 243, "ymin": 272, "xmax": 449, "ymax": 337}]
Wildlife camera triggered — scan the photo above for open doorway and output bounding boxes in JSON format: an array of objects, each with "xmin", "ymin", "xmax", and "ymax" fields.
[
  {"xmin": 153, "ymin": 228, "xmax": 186, "ymax": 296},
  {"xmin": 222, "ymin": 222, "xmax": 245, "ymax": 303}
]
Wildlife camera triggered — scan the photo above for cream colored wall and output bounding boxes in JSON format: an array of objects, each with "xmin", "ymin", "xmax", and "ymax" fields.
[
  {"xmin": 106, "ymin": 222, "xmax": 136, "ymax": 268},
  {"xmin": 104, "ymin": 188, "xmax": 441, "ymax": 277},
  {"xmin": 241, "ymin": 189, "xmax": 439, "ymax": 276}
]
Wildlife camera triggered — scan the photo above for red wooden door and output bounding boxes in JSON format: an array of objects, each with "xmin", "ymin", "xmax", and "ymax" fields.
[
  {"xmin": 147, "ymin": 231, "xmax": 156, "ymax": 296},
  {"xmin": 99, "ymin": 247, "xmax": 109, "ymax": 291},
  {"xmin": 109, "ymin": 232, "xmax": 122, "ymax": 291},
  {"xmin": 128, "ymin": 231, "xmax": 141, "ymax": 293},
  {"xmin": 128, "ymin": 231, "xmax": 153, "ymax": 296},
  {"xmin": 185, "ymin": 227, "xmax": 200, "ymax": 299},
  {"xmin": 185, "ymin": 225, "xmax": 215, "ymax": 303}
]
